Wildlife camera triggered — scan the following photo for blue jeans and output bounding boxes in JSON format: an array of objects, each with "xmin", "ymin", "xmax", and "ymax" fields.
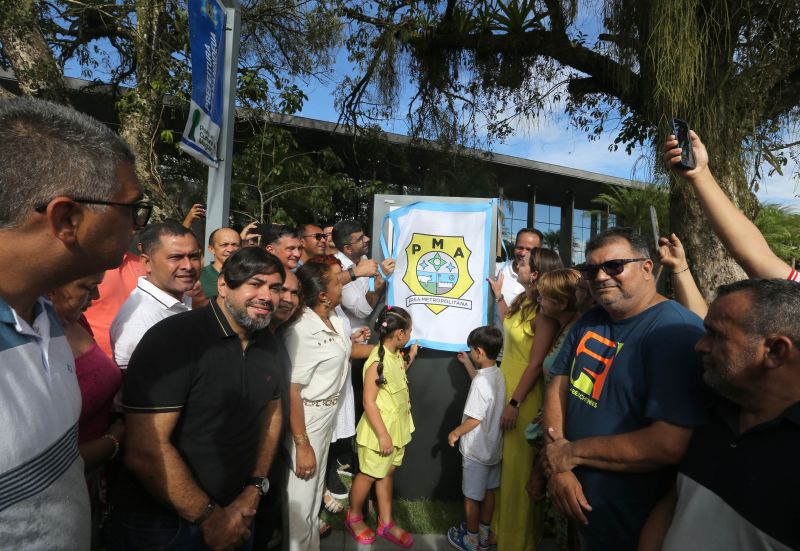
[{"xmin": 108, "ymin": 509, "xmax": 254, "ymax": 551}]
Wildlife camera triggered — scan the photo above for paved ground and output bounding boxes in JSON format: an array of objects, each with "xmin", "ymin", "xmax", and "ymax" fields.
[{"xmin": 321, "ymin": 531, "xmax": 560, "ymax": 550}]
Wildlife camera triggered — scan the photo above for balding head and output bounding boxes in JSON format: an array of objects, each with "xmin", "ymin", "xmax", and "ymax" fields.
[{"xmin": 208, "ymin": 227, "xmax": 241, "ymax": 269}]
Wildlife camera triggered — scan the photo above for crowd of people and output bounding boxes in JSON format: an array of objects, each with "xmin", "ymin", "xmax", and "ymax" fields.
[{"xmin": 0, "ymin": 97, "xmax": 797, "ymax": 551}]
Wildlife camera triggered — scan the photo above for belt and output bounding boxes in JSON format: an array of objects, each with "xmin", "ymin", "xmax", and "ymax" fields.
[{"xmin": 302, "ymin": 394, "xmax": 339, "ymax": 407}]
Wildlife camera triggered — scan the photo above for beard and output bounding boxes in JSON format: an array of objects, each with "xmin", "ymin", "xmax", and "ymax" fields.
[{"xmin": 224, "ymin": 297, "xmax": 272, "ymax": 332}]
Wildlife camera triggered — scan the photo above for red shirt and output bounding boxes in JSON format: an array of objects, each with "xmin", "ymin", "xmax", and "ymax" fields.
[{"xmin": 83, "ymin": 251, "xmax": 146, "ymax": 358}]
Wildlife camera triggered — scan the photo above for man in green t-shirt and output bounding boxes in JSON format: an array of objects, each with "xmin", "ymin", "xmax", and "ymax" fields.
[{"xmin": 200, "ymin": 227, "xmax": 241, "ymax": 297}]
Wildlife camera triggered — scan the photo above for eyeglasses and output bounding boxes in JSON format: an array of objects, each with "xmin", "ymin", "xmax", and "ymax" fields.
[
  {"xmin": 302, "ymin": 233, "xmax": 326, "ymax": 241},
  {"xmin": 35, "ymin": 197, "xmax": 152, "ymax": 229},
  {"xmin": 577, "ymin": 258, "xmax": 648, "ymax": 279}
]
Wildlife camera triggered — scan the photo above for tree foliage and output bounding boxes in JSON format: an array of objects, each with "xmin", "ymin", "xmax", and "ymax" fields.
[
  {"xmin": 336, "ymin": 0, "xmax": 800, "ymax": 293},
  {"xmin": 754, "ymin": 203, "xmax": 800, "ymax": 263},
  {"xmin": 231, "ymin": 123, "xmax": 388, "ymax": 226},
  {"xmin": 0, "ymin": 0, "xmax": 340, "ymax": 220}
]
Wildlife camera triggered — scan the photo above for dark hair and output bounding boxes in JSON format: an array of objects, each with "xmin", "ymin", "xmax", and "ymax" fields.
[
  {"xmin": 208, "ymin": 226, "xmax": 238, "ymax": 247},
  {"xmin": 0, "ymin": 97, "xmax": 135, "ymax": 229},
  {"xmin": 138, "ymin": 222, "xmax": 197, "ymax": 256},
  {"xmin": 516, "ymin": 228, "xmax": 544, "ymax": 245},
  {"xmin": 716, "ymin": 279, "xmax": 800, "ymax": 344},
  {"xmin": 221, "ymin": 247, "xmax": 285, "ymax": 289},
  {"xmin": 332, "ymin": 220, "xmax": 363, "ymax": 251},
  {"xmin": 306, "ymin": 254, "xmax": 343, "ymax": 269},
  {"xmin": 300, "ymin": 222, "xmax": 322, "ymax": 235},
  {"xmin": 295, "ymin": 262, "xmax": 335, "ymax": 308},
  {"xmin": 585, "ymin": 227, "xmax": 652, "ymax": 261},
  {"xmin": 262, "ymin": 224, "xmax": 298, "ymax": 246},
  {"xmin": 373, "ymin": 305, "xmax": 412, "ymax": 385},
  {"xmin": 506, "ymin": 247, "xmax": 563, "ymax": 320},
  {"xmin": 466, "ymin": 326, "xmax": 503, "ymax": 360}
]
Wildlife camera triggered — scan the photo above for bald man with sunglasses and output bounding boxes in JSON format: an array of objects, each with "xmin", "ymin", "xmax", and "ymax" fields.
[{"xmin": 540, "ymin": 228, "xmax": 707, "ymax": 551}]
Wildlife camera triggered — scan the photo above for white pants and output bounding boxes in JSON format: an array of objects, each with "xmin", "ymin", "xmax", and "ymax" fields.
[{"xmin": 283, "ymin": 402, "xmax": 338, "ymax": 551}]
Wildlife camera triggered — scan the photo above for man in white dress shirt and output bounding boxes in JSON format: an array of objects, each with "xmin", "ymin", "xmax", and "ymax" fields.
[
  {"xmin": 110, "ymin": 221, "xmax": 200, "ymax": 370},
  {"xmin": 493, "ymin": 228, "xmax": 543, "ymax": 313},
  {"xmin": 332, "ymin": 220, "xmax": 395, "ymax": 329}
]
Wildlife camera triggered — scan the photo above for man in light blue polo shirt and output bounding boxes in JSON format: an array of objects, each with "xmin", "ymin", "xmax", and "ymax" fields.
[{"xmin": 0, "ymin": 98, "xmax": 145, "ymax": 550}]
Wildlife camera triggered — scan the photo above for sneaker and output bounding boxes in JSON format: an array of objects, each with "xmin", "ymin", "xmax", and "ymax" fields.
[
  {"xmin": 447, "ymin": 524, "xmax": 480, "ymax": 551},
  {"xmin": 457, "ymin": 522, "xmax": 490, "ymax": 551},
  {"xmin": 478, "ymin": 522, "xmax": 494, "ymax": 548},
  {"xmin": 326, "ymin": 470, "xmax": 349, "ymax": 500}
]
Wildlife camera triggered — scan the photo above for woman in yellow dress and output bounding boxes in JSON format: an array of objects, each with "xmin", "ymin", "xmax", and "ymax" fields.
[{"xmin": 489, "ymin": 247, "xmax": 563, "ymax": 551}]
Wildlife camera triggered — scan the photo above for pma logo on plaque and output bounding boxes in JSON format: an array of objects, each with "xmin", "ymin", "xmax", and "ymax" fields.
[{"xmin": 402, "ymin": 233, "xmax": 474, "ymax": 314}]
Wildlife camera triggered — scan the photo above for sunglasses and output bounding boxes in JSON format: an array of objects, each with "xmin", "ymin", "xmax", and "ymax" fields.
[
  {"xmin": 577, "ymin": 258, "xmax": 648, "ymax": 279},
  {"xmin": 302, "ymin": 233, "xmax": 326, "ymax": 241}
]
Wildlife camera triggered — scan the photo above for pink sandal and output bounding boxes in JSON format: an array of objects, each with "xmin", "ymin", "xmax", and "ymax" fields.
[
  {"xmin": 345, "ymin": 509, "xmax": 376, "ymax": 544},
  {"xmin": 377, "ymin": 517, "xmax": 414, "ymax": 548}
]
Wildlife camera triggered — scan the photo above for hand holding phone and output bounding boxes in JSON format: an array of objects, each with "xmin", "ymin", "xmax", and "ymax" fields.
[{"xmin": 671, "ymin": 118, "xmax": 696, "ymax": 169}]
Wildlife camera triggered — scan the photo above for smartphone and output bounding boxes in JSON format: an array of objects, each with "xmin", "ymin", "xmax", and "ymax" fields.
[{"xmin": 671, "ymin": 118, "xmax": 696, "ymax": 169}]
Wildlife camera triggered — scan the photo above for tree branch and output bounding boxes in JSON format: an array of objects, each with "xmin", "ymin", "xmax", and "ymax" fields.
[{"xmin": 414, "ymin": 28, "xmax": 642, "ymax": 110}]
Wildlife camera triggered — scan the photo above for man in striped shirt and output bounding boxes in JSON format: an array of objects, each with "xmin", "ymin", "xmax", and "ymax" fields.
[{"xmin": 0, "ymin": 98, "xmax": 144, "ymax": 550}]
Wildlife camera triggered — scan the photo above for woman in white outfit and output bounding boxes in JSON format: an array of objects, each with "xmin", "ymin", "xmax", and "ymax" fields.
[{"xmin": 283, "ymin": 257, "xmax": 367, "ymax": 551}]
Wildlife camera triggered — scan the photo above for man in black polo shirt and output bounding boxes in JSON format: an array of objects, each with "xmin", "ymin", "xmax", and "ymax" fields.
[
  {"xmin": 639, "ymin": 279, "xmax": 800, "ymax": 551},
  {"xmin": 111, "ymin": 248, "xmax": 287, "ymax": 551}
]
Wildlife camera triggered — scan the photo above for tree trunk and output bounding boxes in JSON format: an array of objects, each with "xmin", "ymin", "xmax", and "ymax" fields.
[
  {"xmin": 671, "ymin": 180, "xmax": 748, "ymax": 300},
  {"xmin": 670, "ymin": 131, "xmax": 754, "ymax": 299},
  {"xmin": 0, "ymin": 0, "xmax": 68, "ymax": 102},
  {"xmin": 118, "ymin": 0, "xmax": 179, "ymax": 220}
]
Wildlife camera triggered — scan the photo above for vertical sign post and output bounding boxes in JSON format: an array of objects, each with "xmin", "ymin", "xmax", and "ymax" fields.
[
  {"xmin": 180, "ymin": 0, "xmax": 240, "ymax": 260},
  {"xmin": 204, "ymin": 0, "xmax": 240, "ymax": 255}
]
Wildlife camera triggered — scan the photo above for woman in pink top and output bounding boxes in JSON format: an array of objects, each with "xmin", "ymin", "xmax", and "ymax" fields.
[{"xmin": 51, "ymin": 273, "xmax": 124, "ymax": 549}]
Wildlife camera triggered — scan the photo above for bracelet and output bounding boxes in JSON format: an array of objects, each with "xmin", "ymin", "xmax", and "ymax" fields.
[
  {"xmin": 495, "ymin": 294, "xmax": 504, "ymax": 303},
  {"xmin": 102, "ymin": 433, "xmax": 120, "ymax": 460},
  {"xmin": 347, "ymin": 267, "xmax": 356, "ymax": 281},
  {"xmin": 195, "ymin": 500, "xmax": 217, "ymax": 525},
  {"xmin": 293, "ymin": 433, "xmax": 310, "ymax": 446},
  {"xmin": 671, "ymin": 266, "xmax": 690, "ymax": 276}
]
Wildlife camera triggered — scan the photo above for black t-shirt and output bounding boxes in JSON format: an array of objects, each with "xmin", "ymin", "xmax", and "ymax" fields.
[
  {"xmin": 115, "ymin": 300, "xmax": 284, "ymax": 513},
  {"xmin": 665, "ymin": 400, "xmax": 800, "ymax": 550}
]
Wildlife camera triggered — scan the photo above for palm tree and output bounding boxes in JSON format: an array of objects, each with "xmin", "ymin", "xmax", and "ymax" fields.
[
  {"xmin": 754, "ymin": 203, "xmax": 800, "ymax": 263},
  {"xmin": 542, "ymin": 230, "xmax": 561, "ymax": 251},
  {"xmin": 590, "ymin": 184, "xmax": 669, "ymax": 236}
]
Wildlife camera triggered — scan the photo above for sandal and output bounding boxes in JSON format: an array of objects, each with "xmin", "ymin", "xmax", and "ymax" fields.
[
  {"xmin": 345, "ymin": 509, "xmax": 376, "ymax": 545},
  {"xmin": 377, "ymin": 517, "xmax": 414, "ymax": 548},
  {"xmin": 320, "ymin": 519, "xmax": 332, "ymax": 539},
  {"xmin": 323, "ymin": 490, "xmax": 344, "ymax": 514}
]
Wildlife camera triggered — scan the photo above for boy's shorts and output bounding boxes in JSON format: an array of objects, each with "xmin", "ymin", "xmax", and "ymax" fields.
[
  {"xmin": 358, "ymin": 444, "xmax": 405, "ymax": 479},
  {"xmin": 462, "ymin": 456, "xmax": 500, "ymax": 501}
]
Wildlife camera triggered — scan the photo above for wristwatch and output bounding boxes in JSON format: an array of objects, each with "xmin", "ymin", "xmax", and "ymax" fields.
[
  {"xmin": 245, "ymin": 476, "xmax": 270, "ymax": 496},
  {"xmin": 348, "ymin": 267, "xmax": 356, "ymax": 281},
  {"xmin": 509, "ymin": 398, "xmax": 520, "ymax": 409}
]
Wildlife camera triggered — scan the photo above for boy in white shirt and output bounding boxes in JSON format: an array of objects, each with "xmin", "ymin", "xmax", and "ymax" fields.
[{"xmin": 447, "ymin": 326, "xmax": 506, "ymax": 551}]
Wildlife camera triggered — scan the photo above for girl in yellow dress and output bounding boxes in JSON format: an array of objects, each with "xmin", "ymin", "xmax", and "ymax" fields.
[
  {"xmin": 346, "ymin": 306, "xmax": 419, "ymax": 548},
  {"xmin": 490, "ymin": 248, "xmax": 563, "ymax": 551}
]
